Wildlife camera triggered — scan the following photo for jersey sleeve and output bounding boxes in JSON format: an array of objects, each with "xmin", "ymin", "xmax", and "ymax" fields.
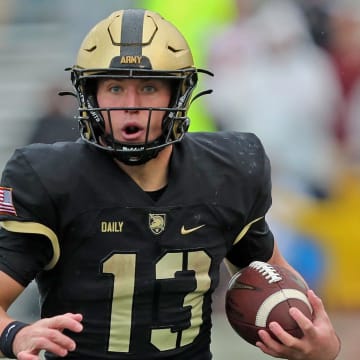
[
  {"xmin": 0, "ymin": 148, "xmax": 56, "ymax": 283},
  {"xmin": 0, "ymin": 148, "xmax": 57, "ymax": 226},
  {"xmin": 226, "ymin": 138, "xmax": 275, "ymax": 268},
  {"xmin": 0, "ymin": 228, "xmax": 53, "ymax": 286}
]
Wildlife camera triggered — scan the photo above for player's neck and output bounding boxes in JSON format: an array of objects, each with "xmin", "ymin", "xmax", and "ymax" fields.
[{"xmin": 114, "ymin": 145, "xmax": 172, "ymax": 192}]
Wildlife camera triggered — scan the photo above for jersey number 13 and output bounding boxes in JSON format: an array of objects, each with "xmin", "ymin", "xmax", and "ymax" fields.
[{"xmin": 102, "ymin": 250, "xmax": 212, "ymax": 353}]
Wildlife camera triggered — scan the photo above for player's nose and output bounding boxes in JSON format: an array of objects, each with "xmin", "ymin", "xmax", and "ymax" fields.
[{"xmin": 124, "ymin": 87, "xmax": 141, "ymax": 111}]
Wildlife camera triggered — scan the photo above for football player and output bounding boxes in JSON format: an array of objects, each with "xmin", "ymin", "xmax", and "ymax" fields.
[{"xmin": 0, "ymin": 9, "xmax": 340, "ymax": 360}]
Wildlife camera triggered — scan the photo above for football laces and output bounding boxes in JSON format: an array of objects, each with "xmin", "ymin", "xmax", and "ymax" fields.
[{"xmin": 249, "ymin": 261, "xmax": 282, "ymax": 283}]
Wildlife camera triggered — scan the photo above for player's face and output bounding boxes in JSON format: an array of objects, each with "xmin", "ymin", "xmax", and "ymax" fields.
[{"xmin": 97, "ymin": 78, "xmax": 172, "ymax": 144}]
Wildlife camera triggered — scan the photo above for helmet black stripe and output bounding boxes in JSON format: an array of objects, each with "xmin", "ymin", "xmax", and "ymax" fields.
[{"xmin": 120, "ymin": 9, "xmax": 145, "ymax": 57}]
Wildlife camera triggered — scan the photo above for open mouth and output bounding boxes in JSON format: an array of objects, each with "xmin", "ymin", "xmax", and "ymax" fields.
[
  {"xmin": 125, "ymin": 125, "xmax": 140, "ymax": 135},
  {"xmin": 121, "ymin": 124, "xmax": 144, "ymax": 141}
]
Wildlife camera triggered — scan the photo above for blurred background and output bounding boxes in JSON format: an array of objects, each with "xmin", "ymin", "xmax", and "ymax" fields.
[{"xmin": 1, "ymin": 0, "xmax": 360, "ymax": 358}]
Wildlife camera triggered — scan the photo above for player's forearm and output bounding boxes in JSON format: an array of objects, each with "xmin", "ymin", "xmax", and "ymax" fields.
[
  {"xmin": 0, "ymin": 271, "xmax": 28, "ymax": 357},
  {"xmin": 267, "ymin": 241, "xmax": 309, "ymax": 287}
]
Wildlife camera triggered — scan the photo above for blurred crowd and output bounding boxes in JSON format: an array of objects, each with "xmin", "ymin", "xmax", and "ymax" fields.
[
  {"xmin": 206, "ymin": 3, "xmax": 360, "ymax": 356},
  {"xmin": 206, "ymin": 0, "xmax": 360, "ymax": 312},
  {"xmin": 0, "ymin": 0, "xmax": 360, "ymax": 358}
]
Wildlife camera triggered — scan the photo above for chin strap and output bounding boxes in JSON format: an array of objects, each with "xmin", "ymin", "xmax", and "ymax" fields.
[{"xmin": 102, "ymin": 134, "xmax": 165, "ymax": 166}]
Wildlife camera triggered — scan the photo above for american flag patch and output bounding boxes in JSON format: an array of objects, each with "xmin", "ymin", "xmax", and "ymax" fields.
[{"xmin": 0, "ymin": 187, "xmax": 17, "ymax": 216}]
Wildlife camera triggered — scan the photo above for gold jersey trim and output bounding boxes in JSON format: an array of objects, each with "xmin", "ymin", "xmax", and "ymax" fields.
[
  {"xmin": 0, "ymin": 220, "xmax": 60, "ymax": 270},
  {"xmin": 233, "ymin": 216, "xmax": 263, "ymax": 245}
]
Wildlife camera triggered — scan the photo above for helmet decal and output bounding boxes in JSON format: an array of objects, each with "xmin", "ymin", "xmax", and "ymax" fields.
[{"xmin": 109, "ymin": 9, "xmax": 152, "ymax": 69}]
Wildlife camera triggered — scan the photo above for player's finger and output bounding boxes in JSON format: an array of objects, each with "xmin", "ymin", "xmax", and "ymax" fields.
[
  {"xmin": 42, "ymin": 313, "xmax": 83, "ymax": 332},
  {"xmin": 61, "ymin": 312, "xmax": 83, "ymax": 321},
  {"xmin": 307, "ymin": 290, "xmax": 330, "ymax": 322},
  {"xmin": 270, "ymin": 321, "xmax": 302, "ymax": 348},
  {"xmin": 288, "ymin": 306, "xmax": 315, "ymax": 337},
  {"xmin": 17, "ymin": 339, "xmax": 70, "ymax": 359},
  {"xmin": 16, "ymin": 351, "xmax": 41, "ymax": 360},
  {"xmin": 44, "ymin": 328, "xmax": 77, "ymax": 350},
  {"xmin": 256, "ymin": 329, "xmax": 286, "ymax": 357},
  {"xmin": 258, "ymin": 325, "xmax": 305, "ymax": 360},
  {"xmin": 18, "ymin": 330, "xmax": 76, "ymax": 359},
  {"xmin": 289, "ymin": 291, "xmax": 331, "ymax": 340},
  {"xmin": 256, "ymin": 341, "xmax": 279, "ymax": 358}
]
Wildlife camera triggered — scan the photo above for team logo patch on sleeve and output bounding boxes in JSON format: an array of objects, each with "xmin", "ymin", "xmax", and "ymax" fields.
[{"xmin": 0, "ymin": 187, "xmax": 17, "ymax": 216}]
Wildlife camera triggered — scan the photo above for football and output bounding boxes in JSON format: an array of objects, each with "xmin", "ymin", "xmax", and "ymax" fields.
[{"xmin": 225, "ymin": 261, "xmax": 313, "ymax": 346}]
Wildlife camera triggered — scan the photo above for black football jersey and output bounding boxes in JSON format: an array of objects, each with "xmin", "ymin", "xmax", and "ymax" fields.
[{"xmin": 0, "ymin": 132, "xmax": 274, "ymax": 359}]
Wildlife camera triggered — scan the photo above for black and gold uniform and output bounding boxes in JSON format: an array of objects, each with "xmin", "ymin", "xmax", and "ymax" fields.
[{"xmin": 0, "ymin": 132, "xmax": 274, "ymax": 359}]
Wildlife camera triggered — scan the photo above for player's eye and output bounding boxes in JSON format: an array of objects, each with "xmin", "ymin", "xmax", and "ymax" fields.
[
  {"xmin": 109, "ymin": 85, "xmax": 122, "ymax": 93},
  {"xmin": 142, "ymin": 85, "xmax": 156, "ymax": 94}
]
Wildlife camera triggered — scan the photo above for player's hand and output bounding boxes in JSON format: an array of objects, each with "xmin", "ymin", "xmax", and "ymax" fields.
[
  {"xmin": 12, "ymin": 313, "xmax": 83, "ymax": 360},
  {"xmin": 256, "ymin": 290, "xmax": 341, "ymax": 360}
]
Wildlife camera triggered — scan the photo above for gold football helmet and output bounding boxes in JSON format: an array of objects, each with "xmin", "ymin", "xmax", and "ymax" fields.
[{"xmin": 68, "ymin": 9, "xmax": 212, "ymax": 165}]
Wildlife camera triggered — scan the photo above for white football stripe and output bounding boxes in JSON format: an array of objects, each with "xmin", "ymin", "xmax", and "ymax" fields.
[{"xmin": 255, "ymin": 289, "xmax": 312, "ymax": 327}]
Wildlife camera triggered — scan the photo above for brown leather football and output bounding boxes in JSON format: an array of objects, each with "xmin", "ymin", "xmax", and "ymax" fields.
[{"xmin": 225, "ymin": 261, "xmax": 313, "ymax": 346}]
